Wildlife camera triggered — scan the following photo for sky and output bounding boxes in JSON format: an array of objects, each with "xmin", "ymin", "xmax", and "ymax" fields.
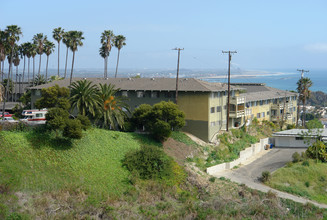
[{"xmin": 1, "ymin": 0, "xmax": 327, "ymax": 73}]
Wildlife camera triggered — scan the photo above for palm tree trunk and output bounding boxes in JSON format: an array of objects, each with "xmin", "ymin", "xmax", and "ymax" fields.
[
  {"xmin": 302, "ymin": 99, "xmax": 306, "ymax": 127},
  {"xmin": 22, "ymin": 55, "xmax": 26, "ymax": 83},
  {"xmin": 70, "ymin": 50, "xmax": 75, "ymax": 86},
  {"xmin": 64, "ymin": 46, "xmax": 68, "ymax": 79},
  {"xmin": 57, "ymin": 42, "xmax": 60, "ymax": 77},
  {"xmin": 115, "ymin": 49, "xmax": 121, "ymax": 78},
  {"xmin": 27, "ymin": 57, "xmax": 30, "ymax": 85},
  {"xmin": 32, "ymin": 57, "xmax": 35, "ymax": 86},
  {"xmin": 11, "ymin": 63, "xmax": 14, "ymax": 102},
  {"xmin": 45, "ymin": 55, "xmax": 49, "ymax": 83},
  {"xmin": 2, "ymin": 50, "xmax": 13, "ymax": 119},
  {"xmin": 0, "ymin": 59, "xmax": 2, "ymax": 83},
  {"xmin": 38, "ymin": 54, "xmax": 42, "ymax": 75},
  {"xmin": 105, "ymin": 55, "xmax": 108, "ymax": 78},
  {"xmin": 104, "ymin": 58, "xmax": 106, "ymax": 78},
  {"xmin": 15, "ymin": 66, "xmax": 18, "ymax": 101}
]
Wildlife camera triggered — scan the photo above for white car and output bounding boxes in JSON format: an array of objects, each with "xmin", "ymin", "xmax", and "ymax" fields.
[{"xmin": 0, "ymin": 117, "xmax": 18, "ymax": 123}]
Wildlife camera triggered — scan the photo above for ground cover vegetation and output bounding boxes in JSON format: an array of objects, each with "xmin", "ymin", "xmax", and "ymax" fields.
[
  {"xmin": 187, "ymin": 119, "xmax": 278, "ymax": 170},
  {"xmin": 1, "ymin": 129, "xmax": 327, "ymax": 219}
]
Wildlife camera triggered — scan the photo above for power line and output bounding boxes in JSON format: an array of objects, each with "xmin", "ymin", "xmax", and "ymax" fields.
[
  {"xmin": 172, "ymin": 47, "xmax": 184, "ymax": 104},
  {"xmin": 222, "ymin": 50, "xmax": 237, "ymax": 131}
]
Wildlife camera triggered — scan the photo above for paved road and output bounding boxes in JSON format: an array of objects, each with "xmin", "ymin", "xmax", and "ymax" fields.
[{"xmin": 212, "ymin": 148, "xmax": 327, "ymax": 209}]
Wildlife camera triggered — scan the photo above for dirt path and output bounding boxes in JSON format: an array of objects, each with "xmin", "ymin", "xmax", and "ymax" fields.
[{"xmin": 212, "ymin": 148, "xmax": 327, "ymax": 209}]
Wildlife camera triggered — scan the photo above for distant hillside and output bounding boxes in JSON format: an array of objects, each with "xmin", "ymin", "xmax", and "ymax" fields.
[{"xmin": 307, "ymin": 91, "xmax": 327, "ymax": 107}]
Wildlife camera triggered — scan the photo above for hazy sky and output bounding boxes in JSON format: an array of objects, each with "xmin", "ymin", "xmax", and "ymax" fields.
[{"xmin": 1, "ymin": 0, "xmax": 327, "ymax": 72}]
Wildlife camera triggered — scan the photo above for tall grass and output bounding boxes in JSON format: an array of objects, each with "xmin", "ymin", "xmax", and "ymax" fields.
[{"xmin": 268, "ymin": 159, "xmax": 327, "ymax": 204}]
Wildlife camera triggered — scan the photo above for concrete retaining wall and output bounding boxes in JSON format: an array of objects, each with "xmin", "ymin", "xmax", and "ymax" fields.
[{"xmin": 207, "ymin": 138, "xmax": 269, "ymax": 175}]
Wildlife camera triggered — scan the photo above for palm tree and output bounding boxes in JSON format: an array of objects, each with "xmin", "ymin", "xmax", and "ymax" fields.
[
  {"xmin": 2, "ymin": 25, "xmax": 22, "ymax": 118},
  {"xmin": 97, "ymin": 83, "xmax": 130, "ymax": 130},
  {"xmin": 43, "ymin": 40, "xmax": 55, "ymax": 83},
  {"xmin": 100, "ymin": 30, "xmax": 114, "ymax": 78},
  {"xmin": 114, "ymin": 35, "xmax": 126, "ymax": 78},
  {"xmin": 33, "ymin": 33, "xmax": 47, "ymax": 76},
  {"xmin": 33, "ymin": 74, "xmax": 46, "ymax": 86},
  {"xmin": 69, "ymin": 80, "xmax": 100, "ymax": 117},
  {"xmin": 30, "ymin": 43, "xmax": 37, "ymax": 86},
  {"xmin": 297, "ymin": 77, "xmax": 313, "ymax": 127},
  {"xmin": 52, "ymin": 27, "xmax": 64, "ymax": 77},
  {"xmin": 0, "ymin": 30, "xmax": 8, "ymax": 83},
  {"xmin": 68, "ymin": 31, "xmax": 84, "ymax": 85},
  {"xmin": 62, "ymin": 31, "xmax": 71, "ymax": 79},
  {"xmin": 13, "ymin": 45, "xmax": 20, "ymax": 101},
  {"xmin": 24, "ymin": 42, "xmax": 33, "ymax": 84},
  {"xmin": 99, "ymin": 44, "xmax": 109, "ymax": 76},
  {"xmin": 19, "ymin": 43, "xmax": 27, "ymax": 83}
]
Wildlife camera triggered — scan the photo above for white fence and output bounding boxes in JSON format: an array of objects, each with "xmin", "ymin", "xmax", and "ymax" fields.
[{"xmin": 206, "ymin": 138, "xmax": 269, "ymax": 175}]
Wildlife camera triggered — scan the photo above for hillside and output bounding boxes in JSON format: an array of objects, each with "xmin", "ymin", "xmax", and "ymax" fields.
[
  {"xmin": 0, "ymin": 128, "xmax": 327, "ymax": 219},
  {"xmin": 307, "ymin": 91, "xmax": 327, "ymax": 107}
]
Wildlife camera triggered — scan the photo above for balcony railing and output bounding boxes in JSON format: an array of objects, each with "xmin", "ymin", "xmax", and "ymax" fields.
[
  {"xmin": 229, "ymin": 110, "xmax": 245, "ymax": 118},
  {"xmin": 231, "ymin": 96, "xmax": 245, "ymax": 104}
]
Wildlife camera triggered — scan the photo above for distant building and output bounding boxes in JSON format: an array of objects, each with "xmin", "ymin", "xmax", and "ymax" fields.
[{"xmin": 29, "ymin": 78, "xmax": 298, "ymax": 142}]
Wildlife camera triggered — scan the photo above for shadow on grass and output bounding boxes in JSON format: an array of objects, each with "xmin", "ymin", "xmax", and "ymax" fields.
[
  {"xmin": 130, "ymin": 132, "xmax": 162, "ymax": 147},
  {"xmin": 25, "ymin": 126, "xmax": 73, "ymax": 150}
]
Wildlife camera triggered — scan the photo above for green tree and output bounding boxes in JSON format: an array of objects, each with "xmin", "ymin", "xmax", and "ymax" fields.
[
  {"xmin": 52, "ymin": 27, "xmax": 64, "ymax": 77},
  {"xmin": 131, "ymin": 101, "xmax": 185, "ymax": 141},
  {"xmin": 99, "ymin": 44, "xmax": 109, "ymax": 77},
  {"xmin": 43, "ymin": 40, "xmax": 55, "ymax": 82},
  {"xmin": 23, "ymin": 42, "xmax": 33, "ymax": 84},
  {"xmin": 2, "ymin": 25, "xmax": 22, "ymax": 119},
  {"xmin": 100, "ymin": 30, "xmax": 114, "ymax": 78},
  {"xmin": 306, "ymin": 140, "xmax": 327, "ymax": 162},
  {"xmin": 0, "ymin": 30, "xmax": 8, "ymax": 83},
  {"xmin": 297, "ymin": 77, "xmax": 313, "ymax": 127},
  {"xmin": 35, "ymin": 84, "xmax": 70, "ymax": 110},
  {"xmin": 97, "ymin": 83, "xmax": 130, "ymax": 130},
  {"xmin": 33, "ymin": 33, "xmax": 47, "ymax": 77},
  {"xmin": 306, "ymin": 118, "xmax": 323, "ymax": 129},
  {"xmin": 69, "ymin": 80, "xmax": 100, "ymax": 117},
  {"xmin": 46, "ymin": 107, "xmax": 69, "ymax": 134},
  {"xmin": 68, "ymin": 31, "xmax": 84, "ymax": 85},
  {"xmin": 114, "ymin": 35, "xmax": 126, "ymax": 78}
]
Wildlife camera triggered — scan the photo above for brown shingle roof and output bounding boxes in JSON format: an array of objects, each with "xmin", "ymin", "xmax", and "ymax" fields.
[{"xmin": 29, "ymin": 77, "xmax": 237, "ymax": 92}]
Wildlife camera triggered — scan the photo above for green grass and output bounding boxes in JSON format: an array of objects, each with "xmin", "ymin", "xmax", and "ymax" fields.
[
  {"xmin": 170, "ymin": 131, "xmax": 201, "ymax": 147},
  {"xmin": 268, "ymin": 159, "xmax": 327, "ymax": 204},
  {"xmin": 0, "ymin": 128, "xmax": 141, "ymax": 201}
]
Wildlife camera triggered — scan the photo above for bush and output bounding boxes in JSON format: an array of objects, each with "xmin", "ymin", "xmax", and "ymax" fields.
[
  {"xmin": 122, "ymin": 145, "xmax": 173, "ymax": 180},
  {"xmin": 302, "ymin": 160, "xmax": 310, "ymax": 166},
  {"xmin": 63, "ymin": 119, "xmax": 83, "ymax": 139},
  {"xmin": 46, "ymin": 107, "xmax": 69, "ymax": 132},
  {"xmin": 292, "ymin": 152, "xmax": 301, "ymax": 163},
  {"xmin": 76, "ymin": 115, "xmax": 91, "ymax": 130},
  {"xmin": 151, "ymin": 120, "xmax": 172, "ymax": 141},
  {"xmin": 305, "ymin": 181, "xmax": 310, "ymax": 187},
  {"xmin": 261, "ymin": 171, "xmax": 271, "ymax": 183}
]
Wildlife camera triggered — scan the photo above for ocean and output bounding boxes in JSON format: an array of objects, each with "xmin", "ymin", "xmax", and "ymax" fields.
[{"xmin": 202, "ymin": 69, "xmax": 327, "ymax": 93}]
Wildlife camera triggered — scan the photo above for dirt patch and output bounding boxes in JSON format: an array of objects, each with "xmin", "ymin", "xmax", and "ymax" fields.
[{"xmin": 163, "ymin": 138, "xmax": 197, "ymax": 165}]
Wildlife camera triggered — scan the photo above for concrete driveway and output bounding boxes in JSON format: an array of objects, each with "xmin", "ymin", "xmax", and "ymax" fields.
[{"xmin": 231, "ymin": 148, "xmax": 306, "ymax": 182}]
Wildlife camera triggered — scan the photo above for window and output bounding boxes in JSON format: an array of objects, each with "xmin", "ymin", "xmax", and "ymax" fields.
[
  {"xmin": 214, "ymin": 92, "xmax": 219, "ymax": 98},
  {"xmin": 35, "ymin": 90, "xmax": 41, "ymax": 96},
  {"xmin": 122, "ymin": 91, "xmax": 128, "ymax": 97},
  {"xmin": 261, "ymin": 112, "xmax": 265, "ymax": 118},
  {"xmin": 164, "ymin": 92, "xmax": 173, "ymax": 98},
  {"xmin": 210, "ymin": 122, "xmax": 215, "ymax": 127},
  {"xmin": 36, "ymin": 113, "xmax": 43, "ymax": 118},
  {"xmin": 210, "ymin": 107, "xmax": 215, "ymax": 113},
  {"xmin": 224, "ymin": 105, "xmax": 227, "ymax": 110},
  {"xmin": 260, "ymin": 100, "xmax": 263, "ymax": 105},
  {"xmin": 151, "ymin": 91, "xmax": 159, "ymax": 98},
  {"xmin": 216, "ymin": 106, "xmax": 221, "ymax": 112},
  {"xmin": 137, "ymin": 91, "xmax": 145, "ymax": 98},
  {"xmin": 293, "ymin": 107, "xmax": 296, "ymax": 112},
  {"xmin": 257, "ymin": 113, "xmax": 261, "ymax": 118},
  {"xmin": 295, "ymin": 137, "xmax": 304, "ymax": 140},
  {"xmin": 267, "ymin": 111, "xmax": 269, "ymax": 116}
]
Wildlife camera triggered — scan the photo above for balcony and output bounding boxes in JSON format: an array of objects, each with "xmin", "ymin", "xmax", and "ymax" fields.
[
  {"xmin": 230, "ymin": 110, "xmax": 245, "ymax": 118},
  {"xmin": 231, "ymin": 96, "xmax": 245, "ymax": 105}
]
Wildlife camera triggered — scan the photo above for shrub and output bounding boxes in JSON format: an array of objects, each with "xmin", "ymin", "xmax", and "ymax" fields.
[
  {"xmin": 76, "ymin": 114, "xmax": 91, "ymax": 130},
  {"xmin": 209, "ymin": 177, "xmax": 216, "ymax": 183},
  {"xmin": 292, "ymin": 152, "xmax": 301, "ymax": 163},
  {"xmin": 261, "ymin": 171, "xmax": 271, "ymax": 183},
  {"xmin": 46, "ymin": 107, "xmax": 69, "ymax": 132},
  {"xmin": 306, "ymin": 141, "xmax": 327, "ymax": 162},
  {"xmin": 122, "ymin": 145, "xmax": 173, "ymax": 180},
  {"xmin": 63, "ymin": 119, "xmax": 83, "ymax": 139},
  {"xmin": 305, "ymin": 181, "xmax": 310, "ymax": 187},
  {"xmin": 151, "ymin": 120, "xmax": 172, "ymax": 141},
  {"xmin": 302, "ymin": 160, "xmax": 310, "ymax": 166}
]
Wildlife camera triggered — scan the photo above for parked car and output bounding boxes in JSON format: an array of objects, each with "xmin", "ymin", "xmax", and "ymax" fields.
[
  {"xmin": 0, "ymin": 112, "xmax": 13, "ymax": 117},
  {"xmin": 0, "ymin": 117, "xmax": 18, "ymax": 123}
]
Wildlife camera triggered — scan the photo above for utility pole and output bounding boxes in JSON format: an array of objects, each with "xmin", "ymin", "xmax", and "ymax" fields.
[
  {"xmin": 222, "ymin": 50, "xmax": 237, "ymax": 131},
  {"xmin": 296, "ymin": 69, "xmax": 309, "ymax": 127},
  {"xmin": 172, "ymin": 47, "xmax": 184, "ymax": 104}
]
